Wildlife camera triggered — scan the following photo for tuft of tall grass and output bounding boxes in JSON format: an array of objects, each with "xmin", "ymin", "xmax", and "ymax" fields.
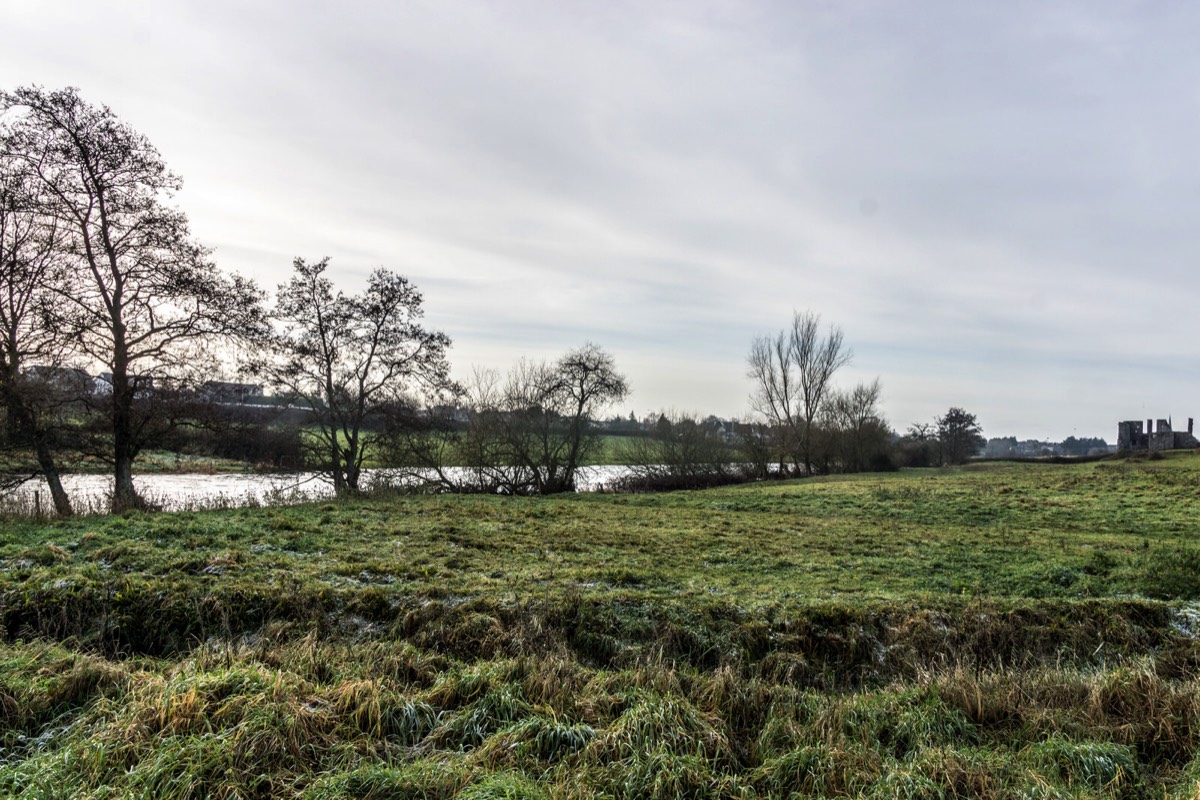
[
  {"xmin": 1024, "ymin": 735, "xmax": 1137, "ymax": 792},
  {"xmin": 605, "ymin": 747, "xmax": 745, "ymax": 800},
  {"xmin": 591, "ymin": 693, "xmax": 731, "ymax": 765},
  {"xmin": 473, "ymin": 715, "xmax": 596, "ymax": 768},
  {"xmin": 433, "ymin": 685, "xmax": 533, "ymax": 751},
  {"xmin": 0, "ymin": 641, "xmax": 128, "ymax": 736},
  {"xmin": 300, "ymin": 760, "xmax": 469, "ymax": 800},
  {"xmin": 860, "ymin": 765, "xmax": 947, "ymax": 800},
  {"xmin": 750, "ymin": 741, "xmax": 879, "ymax": 796},
  {"xmin": 835, "ymin": 689, "xmax": 978, "ymax": 759},
  {"xmin": 457, "ymin": 770, "xmax": 552, "ymax": 800}
]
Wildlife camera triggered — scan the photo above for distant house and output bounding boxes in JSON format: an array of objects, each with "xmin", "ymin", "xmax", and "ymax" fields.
[
  {"xmin": 1117, "ymin": 418, "xmax": 1199, "ymax": 452},
  {"xmin": 430, "ymin": 405, "xmax": 471, "ymax": 426},
  {"xmin": 23, "ymin": 366, "xmax": 93, "ymax": 399},
  {"xmin": 983, "ymin": 437, "xmax": 1017, "ymax": 458},
  {"xmin": 199, "ymin": 381, "xmax": 265, "ymax": 404},
  {"xmin": 93, "ymin": 372, "xmax": 156, "ymax": 399}
]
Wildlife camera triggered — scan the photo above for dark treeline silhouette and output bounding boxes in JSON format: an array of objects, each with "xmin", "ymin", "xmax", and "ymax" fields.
[
  {"xmin": 983, "ymin": 435, "xmax": 1109, "ymax": 459},
  {"xmin": 893, "ymin": 408, "xmax": 986, "ymax": 467}
]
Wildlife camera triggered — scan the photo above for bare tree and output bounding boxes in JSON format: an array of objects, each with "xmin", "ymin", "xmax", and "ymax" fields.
[
  {"xmin": 438, "ymin": 368, "xmax": 517, "ymax": 493},
  {"xmin": 896, "ymin": 421, "xmax": 938, "ymax": 468},
  {"xmin": 0, "ymin": 158, "xmax": 74, "ymax": 513},
  {"xmin": 619, "ymin": 411, "xmax": 738, "ymax": 491},
  {"xmin": 1, "ymin": 86, "xmax": 265, "ymax": 510},
  {"xmin": 388, "ymin": 345, "xmax": 628, "ymax": 495},
  {"xmin": 255, "ymin": 257, "xmax": 452, "ymax": 495},
  {"xmin": 541, "ymin": 343, "xmax": 629, "ymax": 490},
  {"xmin": 499, "ymin": 344, "xmax": 629, "ymax": 494},
  {"xmin": 747, "ymin": 310, "xmax": 852, "ymax": 474},
  {"xmin": 747, "ymin": 330, "xmax": 800, "ymax": 473},
  {"xmin": 381, "ymin": 367, "xmax": 521, "ymax": 494},
  {"xmin": 823, "ymin": 379, "xmax": 890, "ymax": 473}
]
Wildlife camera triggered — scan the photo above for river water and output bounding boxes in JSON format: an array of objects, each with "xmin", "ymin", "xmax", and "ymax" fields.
[{"xmin": 11, "ymin": 466, "xmax": 637, "ymax": 514}]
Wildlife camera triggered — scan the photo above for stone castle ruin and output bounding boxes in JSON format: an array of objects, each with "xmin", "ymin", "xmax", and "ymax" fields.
[{"xmin": 1117, "ymin": 418, "xmax": 1200, "ymax": 452}]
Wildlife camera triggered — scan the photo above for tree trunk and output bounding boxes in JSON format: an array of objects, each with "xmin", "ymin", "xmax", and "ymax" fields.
[
  {"xmin": 2, "ymin": 384, "xmax": 73, "ymax": 516},
  {"xmin": 345, "ymin": 448, "xmax": 360, "ymax": 493},
  {"xmin": 3, "ymin": 411, "xmax": 18, "ymax": 448},
  {"xmin": 344, "ymin": 428, "xmax": 362, "ymax": 493},
  {"xmin": 113, "ymin": 451, "xmax": 139, "ymax": 511},
  {"xmin": 331, "ymin": 436, "xmax": 345, "ymax": 495},
  {"xmin": 111, "ymin": 380, "xmax": 142, "ymax": 511},
  {"xmin": 33, "ymin": 434, "xmax": 72, "ymax": 516}
]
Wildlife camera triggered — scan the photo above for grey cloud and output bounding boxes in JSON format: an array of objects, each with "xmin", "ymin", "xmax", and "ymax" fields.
[{"xmin": 5, "ymin": 0, "xmax": 1199, "ymax": 434}]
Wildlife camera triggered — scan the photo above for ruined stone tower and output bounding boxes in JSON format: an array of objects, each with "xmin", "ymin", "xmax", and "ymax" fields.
[{"xmin": 1117, "ymin": 417, "xmax": 1199, "ymax": 451}]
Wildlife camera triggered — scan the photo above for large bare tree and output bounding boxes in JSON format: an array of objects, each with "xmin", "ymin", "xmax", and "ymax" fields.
[
  {"xmin": 747, "ymin": 310, "xmax": 852, "ymax": 474},
  {"xmin": 0, "ymin": 86, "xmax": 265, "ymax": 510},
  {"xmin": 747, "ymin": 329, "xmax": 800, "ymax": 474},
  {"xmin": 0, "ymin": 151, "xmax": 74, "ymax": 513},
  {"xmin": 255, "ymin": 257, "xmax": 452, "ymax": 495}
]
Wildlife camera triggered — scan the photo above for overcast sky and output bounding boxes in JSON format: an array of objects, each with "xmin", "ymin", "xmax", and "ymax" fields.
[{"xmin": 5, "ymin": 0, "xmax": 1198, "ymax": 440}]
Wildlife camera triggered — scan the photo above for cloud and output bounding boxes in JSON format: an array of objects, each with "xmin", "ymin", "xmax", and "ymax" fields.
[{"xmin": 5, "ymin": 0, "xmax": 1199, "ymax": 437}]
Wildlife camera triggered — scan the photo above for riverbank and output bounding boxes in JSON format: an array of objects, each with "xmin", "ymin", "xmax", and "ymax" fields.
[
  {"xmin": 0, "ymin": 449, "xmax": 252, "ymax": 477},
  {"xmin": 4, "ymin": 465, "xmax": 648, "ymax": 515}
]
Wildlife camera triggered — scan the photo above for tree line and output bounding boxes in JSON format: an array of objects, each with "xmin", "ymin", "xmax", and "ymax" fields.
[
  {"xmin": 1, "ymin": 86, "xmax": 989, "ymax": 514},
  {"xmin": 0, "ymin": 86, "xmax": 631, "ymax": 510},
  {"xmin": 742, "ymin": 310, "xmax": 985, "ymax": 477}
]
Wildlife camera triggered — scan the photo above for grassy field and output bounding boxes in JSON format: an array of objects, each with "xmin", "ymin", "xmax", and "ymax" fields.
[{"xmin": 1, "ymin": 454, "xmax": 1199, "ymax": 796}]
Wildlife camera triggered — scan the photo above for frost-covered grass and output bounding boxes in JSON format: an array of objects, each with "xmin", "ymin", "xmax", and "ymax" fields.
[{"xmin": 2, "ymin": 453, "xmax": 1200, "ymax": 796}]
